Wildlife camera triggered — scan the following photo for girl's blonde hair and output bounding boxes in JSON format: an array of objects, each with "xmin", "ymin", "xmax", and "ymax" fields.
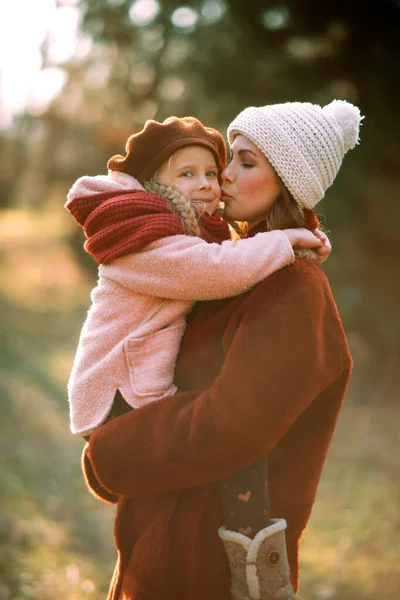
[{"xmin": 143, "ymin": 179, "xmax": 202, "ymax": 237}]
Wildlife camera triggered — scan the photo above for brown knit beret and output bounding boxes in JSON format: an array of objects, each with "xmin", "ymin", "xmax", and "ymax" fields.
[{"xmin": 107, "ymin": 116, "xmax": 227, "ymax": 183}]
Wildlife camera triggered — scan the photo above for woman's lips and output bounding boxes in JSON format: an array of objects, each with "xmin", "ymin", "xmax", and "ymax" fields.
[{"xmin": 221, "ymin": 192, "xmax": 233, "ymax": 202}]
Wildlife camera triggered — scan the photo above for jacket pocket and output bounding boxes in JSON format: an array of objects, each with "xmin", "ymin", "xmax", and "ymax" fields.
[{"xmin": 124, "ymin": 321, "xmax": 186, "ymax": 400}]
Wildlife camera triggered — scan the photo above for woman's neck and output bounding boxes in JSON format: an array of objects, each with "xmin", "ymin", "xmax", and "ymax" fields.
[
  {"xmin": 244, "ymin": 220, "xmax": 269, "ymax": 238},
  {"xmin": 246, "ymin": 220, "xmax": 260, "ymax": 231},
  {"xmin": 248, "ymin": 219, "xmax": 268, "ymax": 231}
]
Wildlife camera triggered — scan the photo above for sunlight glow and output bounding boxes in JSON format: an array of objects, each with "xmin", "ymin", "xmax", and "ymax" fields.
[
  {"xmin": 201, "ymin": 0, "xmax": 226, "ymax": 24},
  {"xmin": 0, "ymin": 0, "xmax": 80, "ymax": 128},
  {"xmin": 46, "ymin": 6, "xmax": 81, "ymax": 64},
  {"xmin": 129, "ymin": 0, "xmax": 160, "ymax": 27},
  {"xmin": 158, "ymin": 76, "xmax": 185, "ymax": 101},
  {"xmin": 262, "ymin": 6, "xmax": 290, "ymax": 31},
  {"xmin": 29, "ymin": 68, "xmax": 67, "ymax": 115},
  {"xmin": 171, "ymin": 7, "xmax": 198, "ymax": 29}
]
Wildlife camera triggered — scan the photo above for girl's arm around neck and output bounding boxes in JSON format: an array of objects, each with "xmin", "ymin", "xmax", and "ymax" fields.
[{"xmin": 101, "ymin": 231, "xmax": 294, "ymax": 301}]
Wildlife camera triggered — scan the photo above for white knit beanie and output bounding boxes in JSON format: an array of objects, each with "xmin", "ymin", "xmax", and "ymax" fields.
[{"xmin": 227, "ymin": 100, "xmax": 363, "ymax": 209}]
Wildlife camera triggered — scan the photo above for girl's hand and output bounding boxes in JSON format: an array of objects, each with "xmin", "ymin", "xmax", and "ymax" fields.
[
  {"xmin": 283, "ymin": 228, "xmax": 322, "ymax": 249},
  {"xmin": 313, "ymin": 229, "xmax": 332, "ymax": 264}
]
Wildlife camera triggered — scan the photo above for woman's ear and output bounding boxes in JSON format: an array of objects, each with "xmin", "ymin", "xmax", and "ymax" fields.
[{"xmin": 303, "ymin": 209, "xmax": 319, "ymax": 231}]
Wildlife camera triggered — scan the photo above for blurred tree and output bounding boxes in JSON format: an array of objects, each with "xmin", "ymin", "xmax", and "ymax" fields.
[{"xmin": 1, "ymin": 0, "xmax": 399, "ymax": 400}]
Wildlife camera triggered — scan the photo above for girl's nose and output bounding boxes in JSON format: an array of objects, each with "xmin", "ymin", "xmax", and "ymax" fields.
[{"xmin": 198, "ymin": 176, "xmax": 211, "ymax": 189}]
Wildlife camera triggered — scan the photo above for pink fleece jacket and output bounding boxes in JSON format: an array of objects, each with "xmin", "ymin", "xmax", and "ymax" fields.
[{"xmin": 68, "ymin": 173, "xmax": 294, "ymax": 436}]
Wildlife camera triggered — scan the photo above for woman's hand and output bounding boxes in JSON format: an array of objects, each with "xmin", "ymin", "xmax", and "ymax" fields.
[
  {"xmin": 313, "ymin": 229, "xmax": 332, "ymax": 264},
  {"xmin": 283, "ymin": 227, "xmax": 322, "ymax": 249}
]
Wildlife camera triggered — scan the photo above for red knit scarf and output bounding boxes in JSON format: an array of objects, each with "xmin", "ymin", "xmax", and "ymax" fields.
[{"xmin": 65, "ymin": 190, "xmax": 230, "ymax": 264}]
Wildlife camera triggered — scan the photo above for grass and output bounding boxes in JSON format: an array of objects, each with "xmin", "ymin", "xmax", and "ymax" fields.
[
  {"xmin": 1, "ymin": 205, "xmax": 399, "ymax": 599},
  {"xmin": 299, "ymin": 399, "xmax": 400, "ymax": 599},
  {"xmin": 0, "ymin": 206, "xmax": 115, "ymax": 599}
]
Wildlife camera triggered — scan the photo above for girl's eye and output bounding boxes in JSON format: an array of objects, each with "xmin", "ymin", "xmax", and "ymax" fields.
[
  {"xmin": 180, "ymin": 171, "xmax": 193, "ymax": 177},
  {"xmin": 206, "ymin": 171, "xmax": 218, "ymax": 177}
]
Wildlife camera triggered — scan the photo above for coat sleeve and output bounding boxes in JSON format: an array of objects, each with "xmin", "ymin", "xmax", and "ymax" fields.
[
  {"xmin": 81, "ymin": 444, "xmax": 119, "ymax": 504},
  {"xmin": 100, "ymin": 230, "xmax": 294, "ymax": 301},
  {"xmin": 86, "ymin": 263, "xmax": 351, "ymax": 497}
]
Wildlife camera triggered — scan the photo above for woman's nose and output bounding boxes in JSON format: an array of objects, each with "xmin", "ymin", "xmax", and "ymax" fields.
[{"xmin": 221, "ymin": 165, "xmax": 233, "ymax": 183}]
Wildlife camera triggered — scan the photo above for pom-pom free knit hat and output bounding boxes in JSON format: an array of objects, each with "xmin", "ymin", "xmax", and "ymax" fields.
[
  {"xmin": 108, "ymin": 116, "xmax": 227, "ymax": 182},
  {"xmin": 227, "ymin": 100, "xmax": 363, "ymax": 209}
]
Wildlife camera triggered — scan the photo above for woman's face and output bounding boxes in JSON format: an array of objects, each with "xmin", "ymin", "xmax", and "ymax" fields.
[
  {"xmin": 221, "ymin": 135, "xmax": 281, "ymax": 226},
  {"xmin": 156, "ymin": 145, "xmax": 221, "ymax": 215}
]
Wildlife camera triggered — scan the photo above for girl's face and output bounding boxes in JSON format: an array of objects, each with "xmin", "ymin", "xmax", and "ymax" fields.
[
  {"xmin": 221, "ymin": 135, "xmax": 281, "ymax": 226},
  {"xmin": 156, "ymin": 145, "xmax": 221, "ymax": 215}
]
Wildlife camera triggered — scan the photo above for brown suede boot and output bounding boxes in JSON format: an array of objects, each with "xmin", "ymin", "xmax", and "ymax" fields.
[{"xmin": 218, "ymin": 519, "xmax": 301, "ymax": 600}]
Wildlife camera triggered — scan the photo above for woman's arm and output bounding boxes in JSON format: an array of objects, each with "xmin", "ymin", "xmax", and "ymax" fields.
[
  {"xmin": 101, "ymin": 229, "xmax": 318, "ymax": 301},
  {"xmin": 81, "ymin": 445, "xmax": 119, "ymax": 504},
  {"xmin": 86, "ymin": 261, "xmax": 351, "ymax": 497}
]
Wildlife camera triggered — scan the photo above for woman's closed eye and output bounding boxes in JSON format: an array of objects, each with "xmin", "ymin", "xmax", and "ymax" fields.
[{"xmin": 229, "ymin": 153, "xmax": 254, "ymax": 169}]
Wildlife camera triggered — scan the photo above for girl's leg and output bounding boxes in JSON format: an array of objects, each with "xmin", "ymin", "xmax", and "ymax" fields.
[
  {"xmin": 220, "ymin": 457, "xmax": 301, "ymax": 599},
  {"xmin": 221, "ymin": 455, "xmax": 270, "ymax": 539}
]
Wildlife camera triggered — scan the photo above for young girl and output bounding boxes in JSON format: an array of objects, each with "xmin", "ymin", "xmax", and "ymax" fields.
[{"xmin": 65, "ymin": 116, "xmax": 326, "ymax": 437}]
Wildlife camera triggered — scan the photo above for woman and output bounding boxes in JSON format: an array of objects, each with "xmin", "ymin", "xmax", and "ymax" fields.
[{"xmin": 82, "ymin": 100, "xmax": 361, "ymax": 600}]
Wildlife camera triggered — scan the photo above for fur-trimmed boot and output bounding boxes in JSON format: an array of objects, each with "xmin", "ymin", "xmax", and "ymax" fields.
[{"xmin": 218, "ymin": 519, "xmax": 301, "ymax": 600}]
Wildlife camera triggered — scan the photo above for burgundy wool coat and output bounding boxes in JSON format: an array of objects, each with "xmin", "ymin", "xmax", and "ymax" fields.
[{"xmin": 82, "ymin": 257, "xmax": 352, "ymax": 600}]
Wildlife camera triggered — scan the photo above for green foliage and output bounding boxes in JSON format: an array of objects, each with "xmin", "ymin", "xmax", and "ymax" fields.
[{"xmin": 0, "ymin": 215, "xmax": 115, "ymax": 599}]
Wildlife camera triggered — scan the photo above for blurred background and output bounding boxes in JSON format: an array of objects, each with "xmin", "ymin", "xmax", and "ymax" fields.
[{"xmin": 0, "ymin": 0, "xmax": 399, "ymax": 598}]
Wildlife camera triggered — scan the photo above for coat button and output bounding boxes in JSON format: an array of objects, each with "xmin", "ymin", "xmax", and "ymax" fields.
[{"xmin": 266, "ymin": 550, "xmax": 281, "ymax": 566}]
